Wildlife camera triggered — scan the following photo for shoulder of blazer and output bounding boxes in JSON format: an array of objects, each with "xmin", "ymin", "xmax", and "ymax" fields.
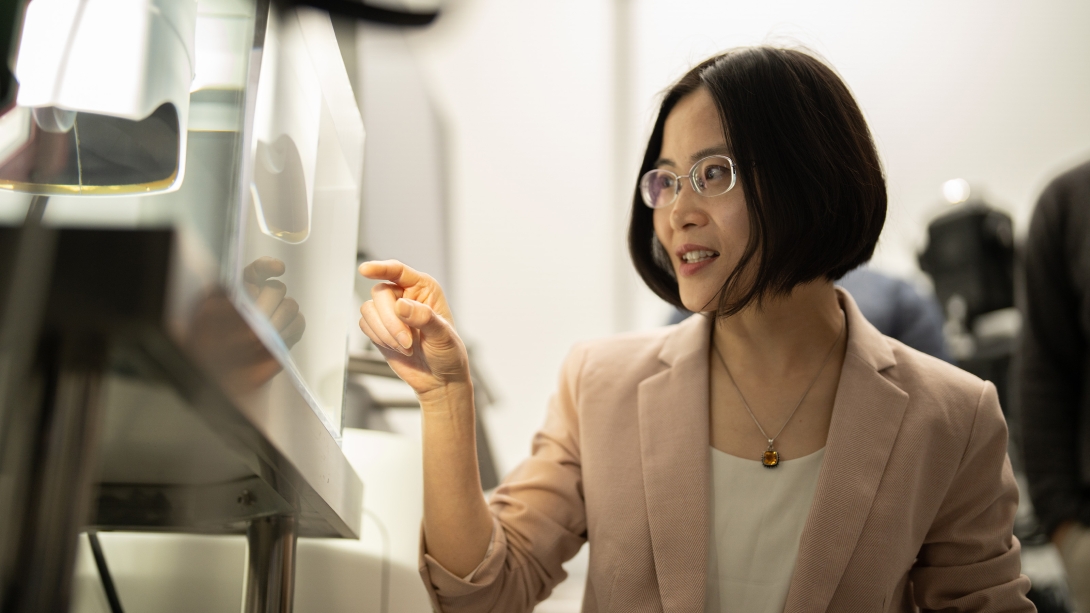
[
  {"xmin": 565, "ymin": 314, "xmax": 708, "ymax": 393},
  {"xmin": 880, "ymin": 335, "xmax": 994, "ymax": 422}
]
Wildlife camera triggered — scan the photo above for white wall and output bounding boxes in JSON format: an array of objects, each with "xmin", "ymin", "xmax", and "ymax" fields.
[
  {"xmin": 629, "ymin": 0, "xmax": 1090, "ymax": 285},
  {"xmin": 396, "ymin": 0, "xmax": 1090, "ymax": 475},
  {"xmin": 356, "ymin": 23, "xmax": 452, "ymax": 291},
  {"xmin": 358, "ymin": 2, "xmax": 1090, "ymax": 610},
  {"xmin": 404, "ymin": 0, "xmax": 619, "ymax": 475}
]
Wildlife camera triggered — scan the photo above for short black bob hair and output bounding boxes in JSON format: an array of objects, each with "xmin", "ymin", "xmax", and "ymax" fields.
[{"xmin": 628, "ymin": 47, "xmax": 886, "ymax": 317}]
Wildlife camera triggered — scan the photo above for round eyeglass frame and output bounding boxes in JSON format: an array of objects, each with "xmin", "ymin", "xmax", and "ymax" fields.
[{"xmin": 639, "ymin": 154, "xmax": 737, "ymax": 209}]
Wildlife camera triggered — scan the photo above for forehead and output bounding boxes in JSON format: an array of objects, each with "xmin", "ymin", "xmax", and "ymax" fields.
[{"xmin": 660, "ymin": 88, "xmax": 726, "ymax": 164}]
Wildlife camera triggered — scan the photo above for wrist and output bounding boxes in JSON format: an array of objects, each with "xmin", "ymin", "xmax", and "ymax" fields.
[{"xmin": 418, "ymin": 379, "xmax": 474, "ymax": 414}]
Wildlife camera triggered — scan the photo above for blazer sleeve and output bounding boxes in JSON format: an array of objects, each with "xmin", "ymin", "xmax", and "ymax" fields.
[
  {"xmin": 419, "ymin": 344, "xmax": 589, "ymax": 613},
  {"xmin": 910, "ymin": 381, "xmax": 1034, "ymax": 612}
]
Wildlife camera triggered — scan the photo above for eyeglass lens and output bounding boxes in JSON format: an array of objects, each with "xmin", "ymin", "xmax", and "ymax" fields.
[{"xmin": 639, "ymin": 156, "xmax": 734, "ymax": 208}]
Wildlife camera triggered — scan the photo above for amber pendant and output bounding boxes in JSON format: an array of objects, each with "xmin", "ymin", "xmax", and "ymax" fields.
[{"xmin": 762, "ymin": 444, "xmax": 780, "ymax": 468}]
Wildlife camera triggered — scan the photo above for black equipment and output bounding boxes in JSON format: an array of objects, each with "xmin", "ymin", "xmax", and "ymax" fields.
[{"xmin": 919, "ymin": 202, "xmax": 1015, "ymax": 325}]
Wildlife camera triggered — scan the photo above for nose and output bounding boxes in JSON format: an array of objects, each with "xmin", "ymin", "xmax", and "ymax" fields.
[{"xmin": 668, "ymin": 180, "xmax": 708, "ymax": 230}]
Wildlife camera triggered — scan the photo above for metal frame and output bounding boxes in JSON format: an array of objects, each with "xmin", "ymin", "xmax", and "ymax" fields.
[
  {"xmin": 0, "ymin": 2, "xmax": 368, "ymax": 611},
  {"xmin": 0, "ymin": 223, "xmax": 362, "ymax": 612},
  {"xmin": 244, "ymin": 515, "xmax": 298, "ymax": 613}
]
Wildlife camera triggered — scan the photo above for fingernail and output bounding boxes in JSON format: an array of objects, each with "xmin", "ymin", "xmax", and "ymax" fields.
[
  {"xmin": 396, "ymin": 331, "xmax": 412, "ymax": 349},
  {"xmin": 396, "ymin": 299, "xmax": 411, "ymax": 318}
]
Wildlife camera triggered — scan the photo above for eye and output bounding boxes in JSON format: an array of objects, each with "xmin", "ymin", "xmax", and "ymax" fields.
[
  {"xmin": 703, "ymin": 165, "xmax": 727, "ymax": 181},
  {"xmin": 640, "ymin": 169, "xmax": 680, "ymax": 208},
  {"xmin": 694, "ymin": 157, "xmax": 734, "ymax": 195}
]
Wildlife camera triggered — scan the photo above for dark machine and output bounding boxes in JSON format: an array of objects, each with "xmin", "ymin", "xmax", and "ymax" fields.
[{"xmin": 919, "ymin": 201, "xmax": 1016, "ymax": 409}]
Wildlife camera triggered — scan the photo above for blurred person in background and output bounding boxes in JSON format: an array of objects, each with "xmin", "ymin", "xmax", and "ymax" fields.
[
  {"xmin": 358, "ymin": 47, "xmax": 1032, "ymax": 612},
  {"xmin": 672, "ymin": 267, "xmax": 951, "ymax": 362},
  {"xmin": 836, "ymin": 267, "xmax": 951, "ymax": 361},
  {"xmin": 1021, "ymin": 160, "xmax": 1090, "ymax": 611}
]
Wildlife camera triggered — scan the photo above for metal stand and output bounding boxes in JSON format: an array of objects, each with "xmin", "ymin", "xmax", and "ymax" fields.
[
  {"xmin": 0, "ymin": 203, "xmax": 359, "ymax": 611},
  {"xmin": 18, "ymin": 339, "xmax": 107, "ymax": 613},
  {"xmin": 0, "ymin": 198, "xmax": 107, "ymax": 613},
  {"xmin": 243, "ymin": 515, "xmax": 298, "ymax": 613}
]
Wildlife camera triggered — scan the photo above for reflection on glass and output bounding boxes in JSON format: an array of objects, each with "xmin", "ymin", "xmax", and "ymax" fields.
[
  {"xmin": 243, "ymin": 256, "xmax": 306, "ymax": 349},
  {"xmin": 0, "ymin": 104, "xmax": 181, "ymax": 194},
  {"xmin": 2, "ymin": 0, "xmax": 196, "ymax": 195},
  {"xmin": 186, "ymin": 292, "xmax": 281, "ymax": 399},
  {"xmin": 186, "ymin": 257, "xmax": 307, "ymax": 399},
  {"xmin": 248, "ymin": 5, "xmax": 322, "ymax": 245},
  {"xmin": 32, "ymin": 107, "xmax": 76, "ymax": 133},
  {"xmin": 237, "ymin": 5, "xmax": 365, "ymax": 437},
  {"xmin": 251, "ymin": 135, "xmax": 309, "ymax": 243},
  {"xmin": 0, "ymin": 0, "xmax": 362, "ymax": 440}
]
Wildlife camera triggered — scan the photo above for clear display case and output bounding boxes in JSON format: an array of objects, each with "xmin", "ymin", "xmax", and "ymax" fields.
[
  {"xmin": 0, "ymin": 0, "xmax": 364, "ymax": 440},
  {"xmin": 237, "ymin": 4, "xmax": 364, "ymax": 439},
  {"xmin": 0, "ymin": 2, "xmax": 365, "ymax": 610}
]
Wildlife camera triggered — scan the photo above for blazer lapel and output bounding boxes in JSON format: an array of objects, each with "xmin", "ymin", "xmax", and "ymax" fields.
[
  {"xmin": 637, "ymin": 313, "xmax": 713, "ymax": 613},
  {"xmin": 783, "ymin": 290, "xmax": 910, "ymax": 613}
]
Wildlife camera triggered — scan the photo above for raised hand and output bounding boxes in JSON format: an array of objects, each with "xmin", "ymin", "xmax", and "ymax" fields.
[
  {"xmin": 243, "ymin": 256, "xmax": 306, "ymax": 349},
  {"xmin": 358, "ymin": 260, "xmax": 470, "ymax": 399}
]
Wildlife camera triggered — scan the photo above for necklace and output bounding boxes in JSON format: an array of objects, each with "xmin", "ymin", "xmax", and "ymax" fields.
[{"xmin": 712, "ymin": 312, "xmax": 845, "ymax": 468}]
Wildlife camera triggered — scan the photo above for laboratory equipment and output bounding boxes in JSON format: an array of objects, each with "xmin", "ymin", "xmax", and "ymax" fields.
[{"xmin": 0, "ymin": 2, "xmax": 367, "ymax": 612}]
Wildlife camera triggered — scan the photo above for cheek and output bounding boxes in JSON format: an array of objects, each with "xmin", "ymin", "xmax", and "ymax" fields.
[
  {"xmin": 652, "ymin": 209, "xmax": 671, "ymax": 245},
  {"xmin": 713, "ymin": 197, "xmax": 750, "ymax": 244},
  {"xmin": 652, "ymin": 208, "xmax": 667, "ymax": 232}
]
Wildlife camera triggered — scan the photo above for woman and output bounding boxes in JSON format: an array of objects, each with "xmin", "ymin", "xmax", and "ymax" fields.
[{"xmin": 358, "ymin": 47, "xmax": 1033, "ymax": 612}]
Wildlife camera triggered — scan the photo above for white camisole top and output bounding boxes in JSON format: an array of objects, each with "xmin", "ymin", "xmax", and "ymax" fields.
[{"xmin": 704, "ymin": 446, "xmax": 825, "ymax": 613}]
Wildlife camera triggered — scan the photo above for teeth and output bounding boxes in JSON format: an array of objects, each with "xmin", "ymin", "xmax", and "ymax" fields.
[{"xmin": 681, "ymin": 250, "xmax": 718, "ymax": 263}]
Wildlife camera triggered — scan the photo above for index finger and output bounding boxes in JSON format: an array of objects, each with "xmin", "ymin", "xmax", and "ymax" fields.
[{"xmin": 358, "ymin": 260, "xmax": 425, "ymax": 288}]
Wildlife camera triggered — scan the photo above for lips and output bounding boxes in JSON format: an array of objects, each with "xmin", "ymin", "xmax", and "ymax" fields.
[{"xmin": 675, "ymin": 244, "xmax": 720, "ymax": 277}]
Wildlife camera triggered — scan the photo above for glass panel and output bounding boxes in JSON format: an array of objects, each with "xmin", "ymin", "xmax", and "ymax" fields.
[
  {"xmin": 0, "ymin": 0, "xmax": 252, "ymax": 267},
  {"xmin": 4, "ymin": 0, "xmax": 197, "ymax": 195},
  {"xmin": 0, "ymin": 0, "xmax": 365, "ymax": 439},
  {"xmin": 234, "ymin": 5, "xmax": 364, "ymax": 438},
  {"xmin": 0, "ymin": 104, "xmax": 182, "ymax": 195}
]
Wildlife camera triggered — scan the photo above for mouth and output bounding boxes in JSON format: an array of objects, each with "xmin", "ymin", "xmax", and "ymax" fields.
[
  {"xmin": 679, "ymin": 249, "xmax": 719, "ymax": 264},
  {"xmin": 674, "ymin": 245, "xmax": 720, "ymax": 277}
]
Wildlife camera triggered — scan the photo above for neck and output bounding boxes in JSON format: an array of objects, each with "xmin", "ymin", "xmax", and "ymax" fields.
[{"xmin": 713, "ymin": 281, "xmax": 845, "ymax": 376}]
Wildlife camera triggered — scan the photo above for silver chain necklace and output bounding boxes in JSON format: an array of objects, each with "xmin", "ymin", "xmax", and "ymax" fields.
[{"xmin": 712, "ymin": 312, "xmax": 845, "ymax": 468}]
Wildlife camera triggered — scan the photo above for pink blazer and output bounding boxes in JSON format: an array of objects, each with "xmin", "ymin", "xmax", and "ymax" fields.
[{"xmin": 419, "ymin": 290, "xmax": 1033, "ymax": 612}]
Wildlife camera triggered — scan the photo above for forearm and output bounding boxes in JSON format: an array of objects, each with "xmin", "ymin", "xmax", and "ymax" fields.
[{"xmin": 420, "ymin": 382, "xmax": 495, "ymax": 578}]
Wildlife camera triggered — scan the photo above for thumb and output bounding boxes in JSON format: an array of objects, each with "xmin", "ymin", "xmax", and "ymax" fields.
[{"xmin": 395, "ymin": 298, "xmax": 453, "ymax": 341}]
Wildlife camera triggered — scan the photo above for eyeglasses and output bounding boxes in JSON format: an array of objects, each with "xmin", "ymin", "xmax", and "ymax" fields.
[{"xmin": 639, "ymin": 154, "xmax": 737, "ymax": 209}]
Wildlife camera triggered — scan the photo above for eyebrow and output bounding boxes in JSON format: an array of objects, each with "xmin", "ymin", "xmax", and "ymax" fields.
[{"xmin": 654, "ymin": 144, "xmax": 732, "ymax": 169}]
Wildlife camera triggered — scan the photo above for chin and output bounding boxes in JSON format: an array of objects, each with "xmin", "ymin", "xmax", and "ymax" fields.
[{"xmin": 679, "ymin": 290, "xmax": 718, "ymax": 313}]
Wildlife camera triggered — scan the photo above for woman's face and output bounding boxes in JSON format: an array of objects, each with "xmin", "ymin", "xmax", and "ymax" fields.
[{"xmin": 653, "ymin": 87, "xmax": 751, "ymax": 313}]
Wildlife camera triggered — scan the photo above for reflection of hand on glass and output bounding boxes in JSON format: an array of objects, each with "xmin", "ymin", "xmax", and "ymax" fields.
[
  {"xmin": 243, "ymin": 256, "xmax": 306, "ymax": 349},
  {"xmin": 188, "ymin": 292, "xmax": 280, "ymax": 397},
  {"xmin": 186, "ymin": 258, "xmax": 306, "ymax": 398}
]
